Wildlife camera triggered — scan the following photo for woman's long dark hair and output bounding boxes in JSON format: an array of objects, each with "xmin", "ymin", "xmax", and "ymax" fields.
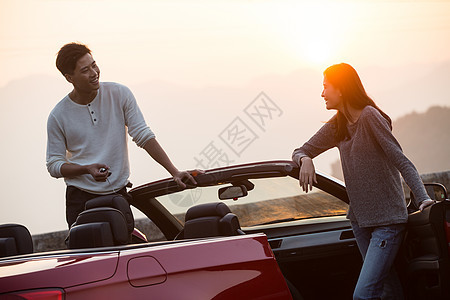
[{"xmin": 324, "ymin": 63, "xmax": 392, "ymax": 142}]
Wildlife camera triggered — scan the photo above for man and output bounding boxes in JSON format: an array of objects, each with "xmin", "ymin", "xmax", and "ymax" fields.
[{"xmin": 47, "ymin": 42, "xmax": 196, "ymax": 227}]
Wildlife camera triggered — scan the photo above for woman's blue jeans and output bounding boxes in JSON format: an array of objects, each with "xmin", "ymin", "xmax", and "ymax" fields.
[{"xmin": 351, "ymin": 222, "xmax": 406, "ymax": 300}]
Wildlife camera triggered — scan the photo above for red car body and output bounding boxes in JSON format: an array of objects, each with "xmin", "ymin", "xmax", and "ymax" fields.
[
  {"xmin": 0, "ymin": 233, "xmax": 291, "ymax": 299},
  {"xmin": 1, "ymin": 161, "xmax": 449, "ymax": 299}
]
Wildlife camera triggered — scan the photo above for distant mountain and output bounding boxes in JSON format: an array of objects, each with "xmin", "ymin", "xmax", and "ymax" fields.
[
  {"xmin": 393, "ymin": 106, "xmax": 450, "ymax": 173},
  {"xmin": 330, "ymin": 106, "xmax": 450, "ymax": 180},
  {"xmin": 360, "ymin": 62, "xmax": 450, "ymax": 119}
]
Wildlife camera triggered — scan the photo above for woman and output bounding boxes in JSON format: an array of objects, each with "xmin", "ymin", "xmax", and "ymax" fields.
[{"xmin": 292, "ymin": 63, "xmax": 434, "ymax": 299}]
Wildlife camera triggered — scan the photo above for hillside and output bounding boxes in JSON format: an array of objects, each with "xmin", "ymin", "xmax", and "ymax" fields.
[{"xmin": 330, "ymin": 106, "xmax": 450, "ymax": 180}]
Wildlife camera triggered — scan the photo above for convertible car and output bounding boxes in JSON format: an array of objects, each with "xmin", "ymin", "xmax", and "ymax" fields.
[{"xmin": 0, "ymin": 160, "xmax": 449, "ymax": 299}]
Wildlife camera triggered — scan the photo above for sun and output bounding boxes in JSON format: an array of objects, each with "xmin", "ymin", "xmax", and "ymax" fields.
[
  {"xmin": 300, "ymin": 34, "xmax": 336, "ymax": 66},
  {"xmin": 272, "ymin": 1, "xmax": 355, "ymax": 67}
]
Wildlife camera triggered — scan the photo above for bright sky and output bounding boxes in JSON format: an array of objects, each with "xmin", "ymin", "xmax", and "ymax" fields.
[
  {"xmin": 1, "ymin": 0, "xmax": 450, "ymax": 234},
  {"xmin": 1, "ymin": 0, "xmax": 450, "ymax": 88}
]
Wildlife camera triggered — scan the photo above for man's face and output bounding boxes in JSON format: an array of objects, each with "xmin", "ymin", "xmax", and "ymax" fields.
[{"xmin": 65, "ymin": 53, "xmax": 100, "ymax": 93}]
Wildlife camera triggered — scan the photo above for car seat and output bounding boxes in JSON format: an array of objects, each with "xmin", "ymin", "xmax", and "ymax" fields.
[
  {"xmin": 84, "ymin": 194, "xmax": 147, "ymax": 244},
  {"xmin": 68, "ymin": 207, "xmax": 129, "ymax": 249},
  {"xmin": 0, "ymin": 224, "xmax": 33, "ymax": 257},
  {"xmin": 67, "ymin": 194, "xmax": 138, "ymax": 249},
  {"xmin": 85, "ymin": 195, "xmax": 135, "ymax": 236},
  {"xmin": 404, "ymin": 201, "xmax": 450, "ymax": 299},
  {"xmin": 182, "ymin": 202, "xmax": 244, "ymax": 239}
]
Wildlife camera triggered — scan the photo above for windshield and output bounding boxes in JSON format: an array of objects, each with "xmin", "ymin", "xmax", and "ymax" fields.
[{"xmin": 156, "ymin": 176, "xmax": 348, "ymax": 227}]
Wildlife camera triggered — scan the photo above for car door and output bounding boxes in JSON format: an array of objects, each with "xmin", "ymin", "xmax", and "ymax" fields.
[
  {"xmin": 63, "ymin": 234, "xmax": 292, "ymax": 300},
  {"xmin": 401, "ymin": 183, "xmax": 450, "ymax": 300},
  {"xmin": 239, "ymin": 175, "xmax": 362, "ymax": 300}
]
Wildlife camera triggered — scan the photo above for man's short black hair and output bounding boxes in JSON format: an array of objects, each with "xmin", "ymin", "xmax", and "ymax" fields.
[{"xmin": 56, "ymin": 43, "xmax": 92, "ymax": 76}]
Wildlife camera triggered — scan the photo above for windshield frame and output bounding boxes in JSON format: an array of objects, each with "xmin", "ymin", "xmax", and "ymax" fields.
[{"xmin": 129, "ymin": 160, "xmax": 349, "ymax": 240}]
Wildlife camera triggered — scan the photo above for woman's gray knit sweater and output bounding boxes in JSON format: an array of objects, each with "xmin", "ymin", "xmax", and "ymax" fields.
[{"xmin": 292, "ymin": 106, "xmax": 429, "ymax": 227}]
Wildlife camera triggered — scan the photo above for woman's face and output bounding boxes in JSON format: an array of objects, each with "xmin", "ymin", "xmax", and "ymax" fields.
[{"xmin": 321, "ymin": 76, "xmax": 343, "ymax": 111}]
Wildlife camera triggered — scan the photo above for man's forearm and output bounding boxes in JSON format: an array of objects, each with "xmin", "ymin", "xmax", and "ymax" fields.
[
  {"xmin": 60, "ymin": 162, "xmax": 110, "ymax": 182},
  {"xmin": 143, "ymin": 138, "xmax": 179, "ymax": 176},
  {"xmin": 60, "ymin": 163, "xmax": 89, "ymax": 178}
]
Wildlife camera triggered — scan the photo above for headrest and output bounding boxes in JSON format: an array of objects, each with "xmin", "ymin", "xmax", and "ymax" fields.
[
  {"xmin": 68, "ymin": 207, "xmax": 129, "ymax": 249},
  {"xmin": 185, "ymin": 202, "xmax": 231, "ymax": 221},
  {"xmin": 85, "ymin": 195, "xmax": 134, "ymax": 233},
  {"xmin": 219, "ymin": 213, "xmax": 242, "ymax": 236},
  {"xmin": 0, "ymin": 224, "xmax": 33, "ymax": 257},
  {"xmin": 68, "ymin": 222, "xmax": 115, "ymax": 249},
  {"xmin": 183, "ymin": 202, "xmax": 243, "ymax": 238}
]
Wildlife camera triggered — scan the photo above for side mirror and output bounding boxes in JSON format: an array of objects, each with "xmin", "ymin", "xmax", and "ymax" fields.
[
  {"xmin": 218, "ymin": 185, "xmax": 248, "ymax": 200},
  {"xmin": 423, "ymin": 183, "xmax": 448, "ymax": 201},
  {"xmin": 409, "ymin": 183, "xmax": 448, "ymax": 210}
]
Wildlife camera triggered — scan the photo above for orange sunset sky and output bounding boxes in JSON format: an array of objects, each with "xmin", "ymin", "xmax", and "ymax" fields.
[{"xmin": 1, "ymin": 0, "xmax": 450, "ymax": 234}]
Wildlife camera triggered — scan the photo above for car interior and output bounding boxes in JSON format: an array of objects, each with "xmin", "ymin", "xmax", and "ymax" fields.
[
  {"xmin": 400, "ymin": 191, "xmax": 450, "ymax": 299},
  {"xmin": 180, "ymin": 202, "xmax": 245, "ymax": 239},
  {"xmin": 0, "ymin": 223, "xmax": 34, "ymax": 258},
  {"xmin": 67, "ymin": 195, "xmax": 136, "ymax": 248}
]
